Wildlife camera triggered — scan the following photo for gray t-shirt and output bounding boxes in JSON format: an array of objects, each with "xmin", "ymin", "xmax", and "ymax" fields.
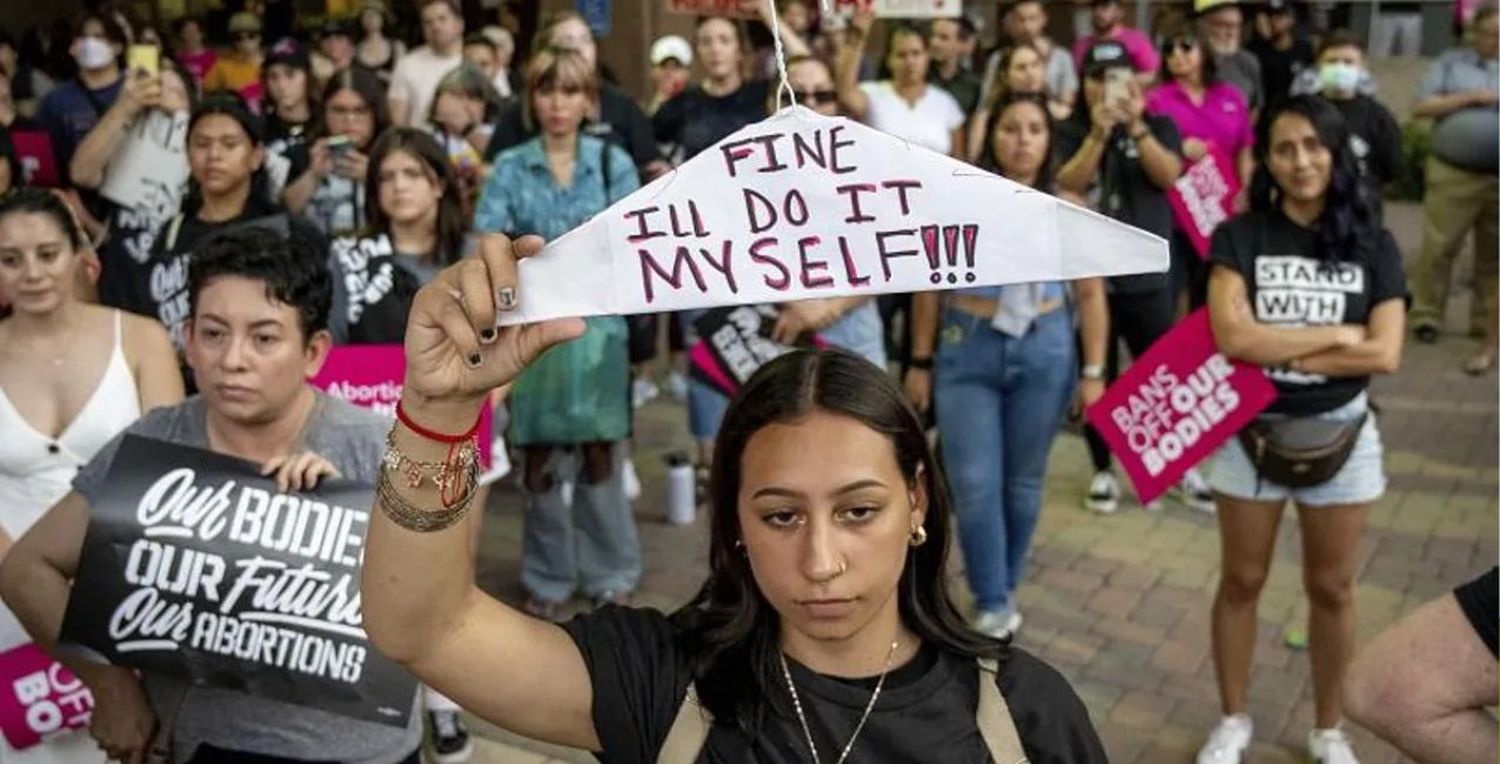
[
  {"xmin": 1216, "ymin": 51, "xmax": 1265, "ymax": 114},
  {"xmin": 73, "ymin": 393, "xmax": 422, "ymax": 764}
]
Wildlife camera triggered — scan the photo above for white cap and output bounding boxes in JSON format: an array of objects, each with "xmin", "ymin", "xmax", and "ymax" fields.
[{"xmin": 651, "ymin": 35, "xmax": 693, "ymax": 67}]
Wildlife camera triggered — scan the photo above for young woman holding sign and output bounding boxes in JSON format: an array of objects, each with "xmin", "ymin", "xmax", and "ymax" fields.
[
  {"xmin": 471, "ymin": 47, "xmax": 640, "ymax": 623},
  {"xmin": 362, "ymin": 276, "xmax": 1107, "ymax": 762},
  {"xmin": 0, "ymin": 189, "xmax": 182, "ymax": 762},
  {"xmin": 1196, "ymin": 95, "xmax": 1406, "ymax": 764},
  {"xmin": 1145, "ymin": 20, "xmax": 1255, "ymax": 313},
  {"xmin": 903, "ymin": 93, "xmax": 1109, "ymax": 641}
]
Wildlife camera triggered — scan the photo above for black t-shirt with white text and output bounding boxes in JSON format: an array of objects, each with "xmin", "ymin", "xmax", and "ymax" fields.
[
  {"xmin": 1055, "ymin": 115, "xmax": 1182, "ymax": 294},
  {"xmin": 118, "ymin": 203, "xmax": 323, "ymax": 354},
  {"xmin": 562, "ymin": 606, "xmax": 1106, "ymax": 764},
  {"xmin": 1209, "ymin": 209, "xmax": 1407, "ymax": 416}
]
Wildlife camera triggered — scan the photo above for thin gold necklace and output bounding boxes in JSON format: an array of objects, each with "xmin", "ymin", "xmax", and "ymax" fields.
[{"xmin": 778, "ymin": 639, "xmax": 899, "ymax": 764}]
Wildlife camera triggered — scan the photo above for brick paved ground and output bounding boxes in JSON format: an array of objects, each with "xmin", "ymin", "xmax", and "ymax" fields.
[{"xmin": 458, "ymin": 198, "xmax": 1497, "ymax": 763}]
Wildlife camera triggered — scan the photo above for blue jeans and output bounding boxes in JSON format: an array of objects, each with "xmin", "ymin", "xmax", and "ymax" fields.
[
  {"xmin": 935, "ymin": 307, "xmax": 1076, "ymax": 613},
  {"xmin": 520, "ymin": 442, "xmax": 641, "ymax": 602}
]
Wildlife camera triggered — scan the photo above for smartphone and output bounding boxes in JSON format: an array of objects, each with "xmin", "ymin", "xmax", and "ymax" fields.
[
  {"xmin": 326, "ymin": 134, "xmax": 352, "ymax": 157},
  {"xmin": 1104, "ymin": 68, "xmax": 1132, "ymax": 108},
  {"xmin": 127, "ymin": 44, "xmax": 159, "ymax": 77}
]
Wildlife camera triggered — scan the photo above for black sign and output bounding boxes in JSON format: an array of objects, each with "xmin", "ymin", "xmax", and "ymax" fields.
[
  {"xmin": 59, "ymin": 436, "xmax": 415, "ymax": 727},
  {"xmin": 689, "ymin": 305, "xmax": 812, "ymax": 397}
]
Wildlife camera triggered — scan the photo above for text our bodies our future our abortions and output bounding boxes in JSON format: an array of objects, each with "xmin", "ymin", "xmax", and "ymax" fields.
[{"xmin": 495, "ymin": 107, "xmax": 1170, "ymax": 326}]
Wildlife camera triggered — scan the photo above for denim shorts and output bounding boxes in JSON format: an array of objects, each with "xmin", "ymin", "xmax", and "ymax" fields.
[{"xmin": 1208, "ymin": 392, "xmax": 1387, "ymax": 506}]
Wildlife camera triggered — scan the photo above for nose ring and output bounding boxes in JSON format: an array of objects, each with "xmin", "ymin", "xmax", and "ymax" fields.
[{"xmin": 837, "ymin": 560, "xmax": 847, "ymax": 576}]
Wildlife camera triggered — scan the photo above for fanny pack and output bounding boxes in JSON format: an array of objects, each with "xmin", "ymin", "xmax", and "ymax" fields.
[{"xmin": 1237, "ymin": 413, "xmax": 1368, "ymax": 489}]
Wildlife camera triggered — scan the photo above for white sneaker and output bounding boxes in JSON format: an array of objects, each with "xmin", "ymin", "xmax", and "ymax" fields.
[
  {"xmin": 1085, "ymin": 471, "xmax": 1121, "ymax": 514},
  {"xmin": 973, "ymin": 608, "xmax": 1023, "ymax": 639},
  {"xmin": 666, "ymin": 370, "xmax": 690, "ymax": 401},
  {"xmin": 631, "ymin": 377, "xmax": 660, "ymax": 409},
  {"xmin": 476, "ymin": 435, "xmax": 512, "ymax": 487},
  {"xmin": 622, "ymin": 458, "xmax": 642, "ymax": 501},
  {"xmin": 1308, "ymin": 728, "xmax": 1360, "ymax": 764},
  {"xmin": 1174, "ymin": 467, "xmax": 1216, "ymax": 514},
  {"xmin": 1196, "ymin": 714, "xmax": 1253, "ymax": 764}
]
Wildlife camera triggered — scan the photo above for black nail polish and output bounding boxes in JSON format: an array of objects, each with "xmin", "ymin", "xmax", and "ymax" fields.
[
  {"xmin": 467, "ymin": 352, "xmax": 482, "ymax": 367},
  {"xmin": 498, "ymin": 287, "xmax": 516, "ymax": 309},
  {"xmin": 480, "ymin": 327, "xmax": 496, "ymax": 342}
]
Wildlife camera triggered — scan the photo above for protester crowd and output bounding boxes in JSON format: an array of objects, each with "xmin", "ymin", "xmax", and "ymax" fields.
[{"xmin": 0, "ymin": 0, "xmax": 1495, "ymax": 763}]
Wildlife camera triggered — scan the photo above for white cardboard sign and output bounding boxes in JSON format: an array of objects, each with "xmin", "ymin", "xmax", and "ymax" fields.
[
  {"xmin": 497, "ymin": 107, "xmax": 1168, "ymax": 326},
  {"xmin": 99, "ymin": 111, "xmax": 190, "ymax": 212}
]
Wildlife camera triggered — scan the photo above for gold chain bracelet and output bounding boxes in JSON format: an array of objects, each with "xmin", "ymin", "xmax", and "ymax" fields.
[{"xmin": 376, "ymin": 427, "xmax": 480, "ymax": 533}]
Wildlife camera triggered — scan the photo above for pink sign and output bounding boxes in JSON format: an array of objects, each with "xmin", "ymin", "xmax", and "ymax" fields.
[
  {"xmin": 0, "ymin": 643, "xmax": 92, "ymax": 750},
  {"xmin": 310, "ymin": 345, "xmax": 494, "ymax": 467},
  {"xmin": 1168, "ymin": 152, "xmax": 1240, "ymax": 261},
  {"xmin": 1085, "ymin": 310, "xmax": 1277, "ymax": 504}
]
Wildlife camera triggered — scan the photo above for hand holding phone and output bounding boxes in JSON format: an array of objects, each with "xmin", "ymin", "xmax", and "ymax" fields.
[{"xmin": 127, "ymin": 45, "xmax": 159, "ymax": 77}]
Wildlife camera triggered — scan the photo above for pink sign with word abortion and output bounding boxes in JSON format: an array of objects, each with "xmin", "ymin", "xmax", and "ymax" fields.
[
  {"xmin": 0, "ymin": 643, "xmax": 93, "ymax": 750},
  {"xmin": 311, "ymin": 345, "xmax": 493, "ymax": 466},
  {"xmin": 1085, "ymin": 310, "xmax": 1277, "ymax": 504},
  {"xmin": 1168, "ymin": 152, "xmax": 1240, "ymax": 261}
]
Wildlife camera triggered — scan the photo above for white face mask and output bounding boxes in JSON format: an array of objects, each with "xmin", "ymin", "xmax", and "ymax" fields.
[
  {"xmin": 1319, "ymin": 62, "xmax": 1361, "ymax": 96},
  {"xmin": 75, "ymin": 37, "xmax": 116, "ymax": 70}
]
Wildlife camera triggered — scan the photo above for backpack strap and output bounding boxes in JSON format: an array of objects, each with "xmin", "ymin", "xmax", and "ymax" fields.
[
  {"xmin": 656, "ymin": 683, "xmax": 712, "ymax": 764},
  {"xmin": 976, "ymin": 658, "xmax": 1028, "ymax": 764}
]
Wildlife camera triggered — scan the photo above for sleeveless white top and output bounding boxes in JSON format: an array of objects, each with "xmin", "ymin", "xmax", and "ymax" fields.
[{"xmin": 0, "ymin": 312, "xmax": 136, "ymax": 764}]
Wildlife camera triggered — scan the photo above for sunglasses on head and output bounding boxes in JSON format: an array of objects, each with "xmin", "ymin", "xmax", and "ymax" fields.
[
  {"xmin": 795, "ymin": 89, "xmax": 837, "ymax": 105},
  {"xmin": 234, "ymin": 31, "xmax": 260, "ymax": 40},
  {"xmin": 1168, "ymin": 38, "xmax": 1196, "ymax": 53}
]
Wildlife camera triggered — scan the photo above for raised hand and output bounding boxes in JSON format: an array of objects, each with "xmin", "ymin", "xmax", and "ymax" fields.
[{"xmin": 400, "ymin": 233, "xmax": 585, "ymax": 433}]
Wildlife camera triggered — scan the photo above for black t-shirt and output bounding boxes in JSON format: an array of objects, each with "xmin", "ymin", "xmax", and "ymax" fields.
[
  {"xmin": 654, "ymin": 80, "xmax": 772, "ymax": 164},
  {"xmin": 119, "ymin": 203, "xmax": 323, "ymax": 353},
  {"xmin": 1328, "ymin": 95, "xmax": 1403, "ymax": 217},
  {"xmin": 483, "ymin": 83, "xmax": 659, "ymax": 173},
  {"xmin": 1248, "ymin": 36, "xmax": 1314, "ymax": 110},
  {"xmin": 1455, "ymin": 566, "xmax": 1498, "ymax": 658},
  {"xmin": 1055, "ymin": 115, "xmax": 1182, "ymax": 294},
  {"xmin": 327, "ymin": 231, "xmax": 442, "ymax": 345},
  {"xmin": 1209, "ymin": 209, "xmax": 1407, "ymax": 416},
  {"xmin": 562, "ymin": 606, "xmax": 1106, "ymax": 764}
]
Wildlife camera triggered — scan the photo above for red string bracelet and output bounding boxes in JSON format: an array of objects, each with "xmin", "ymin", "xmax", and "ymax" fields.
[
  {"xmin": 396, "ymin": 400, "xmax": 482, "ymax": 443},
  {"xmin": 395, "ymin": 401, "xmax": 483, "ymax": 509}
]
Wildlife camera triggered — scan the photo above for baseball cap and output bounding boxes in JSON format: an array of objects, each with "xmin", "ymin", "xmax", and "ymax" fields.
[
  {"xmin": 651, "ymin": 35, "xmax": 692, "ymax": 67},
  {"xmin": 265, "ymin": 40, "xmax": 310, "ymax": 71},
  {"xmin": 228, "ymin": 12, "xmax": 261, "ymax": 35},
  {"xmin": 1081, "ymin": 39, "xmax": 1131, "ymax": 75}
]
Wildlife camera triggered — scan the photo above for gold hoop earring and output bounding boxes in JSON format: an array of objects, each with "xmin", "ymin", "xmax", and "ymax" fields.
[{"xmin": 909, "ymin": 526, "xmax": 928, "ymax": 547}]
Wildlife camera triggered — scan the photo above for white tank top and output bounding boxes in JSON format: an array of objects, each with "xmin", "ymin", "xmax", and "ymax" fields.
[
  {"xmin": 0, "ymin": 311, "xmax": 142, "ymax": 540},
  {"xmin": 0, "ymin": 313, "xmax": 133, "ymax": 764}
]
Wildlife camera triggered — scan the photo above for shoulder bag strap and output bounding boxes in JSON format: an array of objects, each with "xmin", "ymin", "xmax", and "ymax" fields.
[
  {"xmin": 975, "ymin": 658, "xmax": 1028, "ymax": 764},
  {"xmin": 656, "ymin": 683, "xmax": 713, "ymax": 764}
]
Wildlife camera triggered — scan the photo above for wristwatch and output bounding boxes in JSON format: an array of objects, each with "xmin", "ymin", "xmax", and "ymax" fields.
[{"xmin": 1080, "ymin": 364, "xmax": 1105, "ymax": 381}]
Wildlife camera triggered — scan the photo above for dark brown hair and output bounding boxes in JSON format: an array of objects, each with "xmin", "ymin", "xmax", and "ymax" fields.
[{"xmin": 671, "ymin": 348, "xmax": 1004, "ymax": 732}]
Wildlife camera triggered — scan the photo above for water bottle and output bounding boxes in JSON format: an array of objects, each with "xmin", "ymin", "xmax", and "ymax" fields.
[{"xmin": 665, "ymin": 452, "xmax": 696, "ymax": 525}]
